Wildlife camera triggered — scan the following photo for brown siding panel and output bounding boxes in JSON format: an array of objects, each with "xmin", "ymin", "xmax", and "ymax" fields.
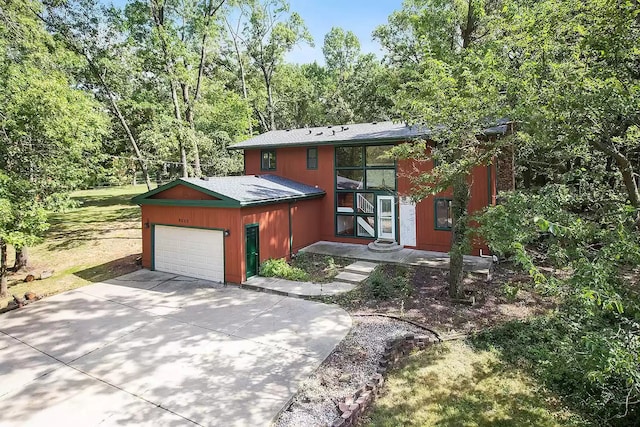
[
  {"xmin": 141, "ymin": 205, "xmax": 243, "ymax": 284},
  {"xmin": 149, "ymin": 184, "xmax": 219, "ymax": 200}
]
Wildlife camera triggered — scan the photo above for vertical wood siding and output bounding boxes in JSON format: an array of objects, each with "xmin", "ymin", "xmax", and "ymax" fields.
[
  {"xmin": 245, "ymin": 144, "xmax": 495, "ymax": 254},
  {"xmin": 141, "ymin": 205, "xmax": 243, "ymax": 284},
  {"xmin": 149, "ymin": 184, "xmax": 218, "ymax": 200}
]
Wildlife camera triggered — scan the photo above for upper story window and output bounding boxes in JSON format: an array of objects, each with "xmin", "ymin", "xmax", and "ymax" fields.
[
  {"xmin": 261, "ymin": 149, "xmax": 276, "ymax": 170},
  {"xmin": 335, "ymin": 145, "xmax": 396, "ymax": 191},
  {"xmin": 434, "ymin": 198, "xmax": 453, "ymax": 230},
  {"xmin": 307, "ymin": 147, "xmax": 318, "ymax": 169}
]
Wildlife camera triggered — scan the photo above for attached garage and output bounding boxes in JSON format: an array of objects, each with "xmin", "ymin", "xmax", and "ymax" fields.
[
  {"xmin": 132, "ymin": 175, "xmax": 325, "ymax": 284},
  {"xmin": 153, "ymin": 225, "xmax": 225, "ymax": 282}
]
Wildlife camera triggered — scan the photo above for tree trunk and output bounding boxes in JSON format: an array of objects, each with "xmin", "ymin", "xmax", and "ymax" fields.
[
  {"xmin": 261, "ymin": 66, "xmax": 276, "ymax": 131},
  {"xmin": 266, "ymin": 80, "xmax": 276, "ymax": 130},
  {"xmin": 226, "ymin": 16, "xmax": 253, "ymax": 135},
  {"xmin": 461, "ymin": 0, "xmax": 476, "ymax": 49},
  {"xmin": 12, "ymin": 246, "xmax": 29, "ymax": 272},
  {"xmin": 449, "ymin": 175, "xmax": 471, "ymax": 299},
  {"xmin": 181, "ymin": 83, "xmax": 202, "ymax": 177},
  {"xmin": 150, "ymin": 0, "xmax": 189, "ymax": 178},
  {"xmin": 592, "ymin": 138, "xmax": 640, "ymax": 226},
  {"xmin": 81, "ymin": 53, "xmax": 153, "ymax": 191},
  {"xmin": 0, "ymin": 239, "xmax": 7, "ymax": 298}
]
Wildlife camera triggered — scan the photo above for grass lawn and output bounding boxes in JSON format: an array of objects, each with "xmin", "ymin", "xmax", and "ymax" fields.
[
  {"xmin": 1, "ymin": 185, "xmax": 148, "ymax": 309},
  {"xmin": 366, "ymin": 340, "xmax": 588, "ymax": 427}
]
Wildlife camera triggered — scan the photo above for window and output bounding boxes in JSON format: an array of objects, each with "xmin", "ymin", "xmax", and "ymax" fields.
[
  {"xmin": 307, "ymin": 147, "xmax": 318, "ymax": 169},
  {"xmin": 261, "ymin": 150, "xmax": 276, "ymax": 170},
  {"xmin": 336, "ymin": 169, "xmax": 364, "ymax": 190},
  {"xmin": 335, "ymin": 146, "xmax": 362, "ymax": 167},
  {"xmin": 366, "ymin": 169, "xmax": 396, "ymax": 190},
  {"xmin": 434, "ymin": 198, "xmax": 453, "ymax": 230},
  {"xmin": 336, "ymin": 215, "xmax": 354, "ymax": 236},
  {"xmin": 334, "ymin": 144, "xmax": 395, "ymax": 238},
  {"xmin": 366, "ymin": 145, "xmax": 394, "ymax": 166}
]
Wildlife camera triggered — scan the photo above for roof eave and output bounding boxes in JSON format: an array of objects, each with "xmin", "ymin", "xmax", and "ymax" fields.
[
  {"xmin": 239, "ymin": 191, "xmax": 326, "ymax": 207},
  {"xmin": 228, "ymin": 135, "xmax": 429, "ymax": 151},
  {"xmin": 131, "ymin": 178, "xmax": 241, "ymax": 206}
]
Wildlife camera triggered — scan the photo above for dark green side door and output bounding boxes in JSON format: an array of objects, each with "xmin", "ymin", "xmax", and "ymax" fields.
[{"xmin": 245, "ymin": 224, "xmax": 259, "ymax": 279}]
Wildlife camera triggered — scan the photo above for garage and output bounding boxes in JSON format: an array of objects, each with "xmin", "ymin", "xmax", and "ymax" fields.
[
  {"xmin": 132, "ymin": 175, "xmax": 325, "ymax": 284},
  {"xmin": 153, "ymin": 225, "xmax": 225, "ymax": 282}
]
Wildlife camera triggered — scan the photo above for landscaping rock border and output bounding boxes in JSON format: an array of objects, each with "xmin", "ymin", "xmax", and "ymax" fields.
[{"xmin": 329, "ymin": 333, "xmax": 440, "ymax": 427}]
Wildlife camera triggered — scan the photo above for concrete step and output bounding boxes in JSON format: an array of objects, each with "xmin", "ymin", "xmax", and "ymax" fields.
[
  {"xmin": 335, "ymin": 271, "xmax": 369, "ymax": 284},
  {"xmin": 343, "ymin": 261, "xmax": 378, "ymax": 275}
]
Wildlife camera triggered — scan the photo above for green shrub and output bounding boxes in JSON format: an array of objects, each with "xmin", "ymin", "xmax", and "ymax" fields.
[
  {"xmin": 259, "ymin": 258, "xmax": 309, "ymax": 281},
  {"xmin": 501, "ymin": 282, "xmax": 519, "ymax": 301},
  {"xmin": 473, "ymin": 187, "xmax": 640, "ymax": 425},
  {"xmin": 366, "ymin": 265, "xmax": 412, "ymax": 299}
]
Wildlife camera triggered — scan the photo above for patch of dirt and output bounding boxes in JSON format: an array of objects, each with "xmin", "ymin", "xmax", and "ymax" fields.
[
  {"xmin": 338, "ymin": 262, "xmax": 557, "ymax": 335},
  {"xmin": 275, "ymin": 262, "xmax": 558, "ymax": 426}
]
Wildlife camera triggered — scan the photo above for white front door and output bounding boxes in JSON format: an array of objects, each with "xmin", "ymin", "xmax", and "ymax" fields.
[{"xmin": 376, "ymin": 195, "xmax": 396, "ymax": 240}]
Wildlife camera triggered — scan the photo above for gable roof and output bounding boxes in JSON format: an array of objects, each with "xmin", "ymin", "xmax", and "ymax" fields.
[
  {"xmin": 229, "ymin": 119, "xmax": 512, "ymax": 150},
  {"xmin": 230, "ymin": 121, "xmax": 430, "ymax": 150},
  {"xmin": 132, "ymin": 174, "xmax": 325, "ymax": 208}
]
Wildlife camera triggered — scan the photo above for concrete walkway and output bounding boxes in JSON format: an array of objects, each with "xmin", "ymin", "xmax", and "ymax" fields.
[
  {"xmin": 243, "ymin": 276, "xmax": 356, "ymax": 297},
  {"xmin": 243, "ymin": 261, "xmax": 378, "ymax": 297},
  {"xmin": 301, "ymin": 241, "xmax": 493, "ymax": 276},
  {"xmin": 0, "ymin": 270, "xmax": 352, "ymax": 427}
]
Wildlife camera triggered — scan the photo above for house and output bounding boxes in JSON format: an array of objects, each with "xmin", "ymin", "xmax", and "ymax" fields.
[{"xmin": 133, "ymin": 121, "xmax": 509, "ymax": 284}]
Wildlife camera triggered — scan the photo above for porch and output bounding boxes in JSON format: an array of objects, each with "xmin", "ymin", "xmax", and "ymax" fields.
[{"xmin": 299, "ymin": 241, "xmax": 493, "ymax": 278}]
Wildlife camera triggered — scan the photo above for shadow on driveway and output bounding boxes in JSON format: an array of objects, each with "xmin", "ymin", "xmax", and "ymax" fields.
[{"xmin": 0, "ymin": 270, "xmax": 352, "ymax": 426}]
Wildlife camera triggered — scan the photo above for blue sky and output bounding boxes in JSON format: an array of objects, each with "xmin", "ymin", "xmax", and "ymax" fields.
[
  {"xmin": 285, "ymin": 0, "xmax": 403, "ymax": 64},
  {"xmin": 103, "ymin": 0, "xmax": 404, "ymax": 64}
]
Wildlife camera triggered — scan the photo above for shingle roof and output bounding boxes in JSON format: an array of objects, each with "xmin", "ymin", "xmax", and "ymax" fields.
[
  {"xmin": 230, "ymin": 120, "xmax": 512, "ymax": 150},
  {"xmin": 230, "ymin": 121, "xmax": 430, "ymax": 149},
  {"xmin": 132, "ymin": 174, "xmax": 325, "ymax": 207},
  {"xmin": 180, "ymin": 175, "xmax": 324, "ymax": 205}
]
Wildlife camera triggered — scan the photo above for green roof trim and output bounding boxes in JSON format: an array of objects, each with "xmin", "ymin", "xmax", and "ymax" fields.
[
  {"xmin": 131, "ymin": 175, "xmax": 326, "ymax": 208},
  {"xmin": 131, "ymin": 179, "xmax": 241, "ymax": 207}
]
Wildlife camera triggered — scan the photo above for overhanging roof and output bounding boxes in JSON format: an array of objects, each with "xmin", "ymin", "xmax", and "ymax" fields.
[
  {"xmin": 229, "ymin": 121, "xmax": 431, "ymax": 150},
  {"xmin": 229, "ymin": 119, "xmax": 512, "ymax": 150},
  {"xmin": 132, "ymin": 175, "xmax": 325, "ymax": 208}
]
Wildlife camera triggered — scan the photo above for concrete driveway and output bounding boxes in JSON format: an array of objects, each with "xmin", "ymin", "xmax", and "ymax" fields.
[{"xmin": 0, "ymin": 270, "xmax": 352, "ymax": 426}]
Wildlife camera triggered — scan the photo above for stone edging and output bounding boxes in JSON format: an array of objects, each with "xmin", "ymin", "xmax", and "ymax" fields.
[{"xmin": 329, "ymin": 333, "xmax": 439, "ymax": 427}]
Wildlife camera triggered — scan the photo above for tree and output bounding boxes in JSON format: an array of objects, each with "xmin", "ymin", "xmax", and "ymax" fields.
[
  {"xmin": 1, "ymin": 0, "xmax": 108, "ymax": 271},
  {"xmin": 322, "ymin": 27, "xmax": 360, "ymax": 79},
  {"xmin": 147, "ymin": 0, "xmax": 228, "ymax": 177},
  {"xmin": 502, "ymin": 0, "xmax": 640, "ymax": 227},
  {"xmin": 0, "ymin": 174, "xmax": 48, "ymax": 296},
  {"xmin": 41, "ymin": 0, "xmax": 155, "ymax": 190},
  {"xmin": 381, "ymin": 0, "xmax": 508, "ymax": 298},
  {"xmin": 243, "ymin": 0, "xmax": 312, "ymax": 131}
]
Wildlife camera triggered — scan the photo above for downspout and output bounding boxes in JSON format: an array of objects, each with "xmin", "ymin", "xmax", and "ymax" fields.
[{"xmin": 288, "ymin": 201, "xmax": 293, "ymax": 258}]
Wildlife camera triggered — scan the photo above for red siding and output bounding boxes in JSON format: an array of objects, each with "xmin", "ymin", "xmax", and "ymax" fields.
[
  {"xmin": 241, "ymin": 204, "xmax": 289, "ymax": 282},
  {"xmin": 150, "ymin": 184, "xmax": 218, "ymax": 200},
  {"xmin": 141, "ymin": 198, "xmax": 324, "ymax": 284},
  {"xmin": 397, "ymin": 157, "xmax": 494, "ymax": 255},
  {"xmin": 247, "ymin": 143, "xmax": 495, "ymax": 255},
  {"xmin": 245, "ymin": 146, "xmax": 340, "ymax": 243},
  {"xmin": 141, "ymin": 205, "xmax": 244, "ymax": 284}
]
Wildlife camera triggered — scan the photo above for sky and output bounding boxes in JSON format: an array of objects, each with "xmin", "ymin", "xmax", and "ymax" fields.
[
  {"xmin": 284, "ymin": 0, "xmax": 403, "ymax": 64},
  {"xmin": 103, "ymin": 0, "xmax": 404, "ymax": 64}
]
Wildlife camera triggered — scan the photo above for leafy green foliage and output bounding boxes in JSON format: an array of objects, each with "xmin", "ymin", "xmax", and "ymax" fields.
[
  {"xmin": 475, "ymin": 187, "xmax": 640, "ymax": 424},
  {"xmin": 474, "ymin": 311, "xmax": 640, "ymax": 426},
  {"xmin": 366, "ymin": 265, "xmax": 412, "ymax": 300},
  {"xmin": 259, "ymin": 258, "xmax": 309, "ymax": 281}
]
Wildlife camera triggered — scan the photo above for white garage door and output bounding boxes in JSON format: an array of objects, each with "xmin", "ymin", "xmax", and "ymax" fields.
[{"xmin": 153, "ymin": 225, "xmax": 224, "ymax": 283}]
